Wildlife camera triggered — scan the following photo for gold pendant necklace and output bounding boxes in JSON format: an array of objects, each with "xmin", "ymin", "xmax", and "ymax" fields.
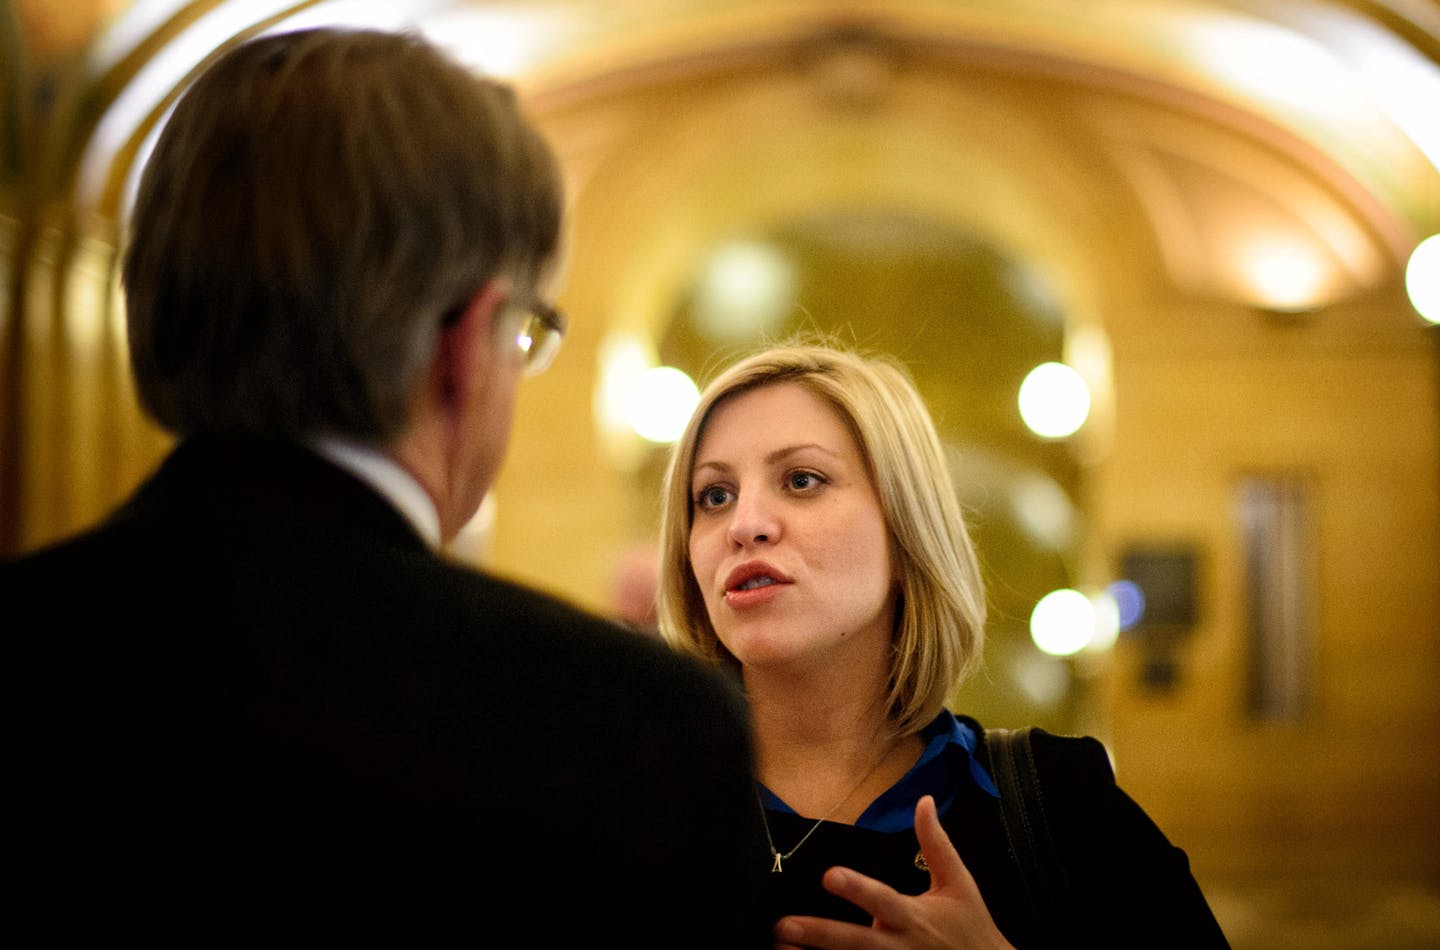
[{"xmin": 757, "ymin": 743, "xmax": 896, "ymax": 873}]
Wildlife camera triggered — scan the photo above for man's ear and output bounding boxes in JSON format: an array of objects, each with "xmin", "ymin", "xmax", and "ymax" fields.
[{"xmin": 435, "ymin": 278, "xmax": 511, "ymax": 408}]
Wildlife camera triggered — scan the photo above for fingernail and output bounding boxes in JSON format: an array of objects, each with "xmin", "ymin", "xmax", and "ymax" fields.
[{"xmin": 775, "ymin": 919, "xmax": 802, "ymax": 941}]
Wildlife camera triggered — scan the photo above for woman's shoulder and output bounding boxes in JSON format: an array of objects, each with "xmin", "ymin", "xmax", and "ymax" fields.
[
  {"xmin": 1027, "ymin": 727, "xmax": 1116, "ymax": 783},
  {"xmin": 956, "ymin": 714, "xmax": 1231, "ymax": 947},
  {"xmin": 964, "ymin": 715, "xmax": 1195, "ymax": 864},
  {"xmin": 958, "ymin": 714, "xmax": 1118, "ymax": 794}
]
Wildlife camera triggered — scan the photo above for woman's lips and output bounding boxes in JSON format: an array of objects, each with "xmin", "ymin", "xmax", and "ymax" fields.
[
  {"xmin": 722, "ymin": 562, "xmax": 792, "ymax": 607},
  {"xmin": 723, "ymin": 579, "xmax": 786, "ymax": 608}
]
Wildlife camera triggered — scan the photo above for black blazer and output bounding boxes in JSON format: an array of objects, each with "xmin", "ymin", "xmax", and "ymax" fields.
[
  {"xmin": 761, "ymin": 720, "xmax": 1229, "ymax": 948},
  {"xmin": 2, "ymin": 435, "xmax": 773, "ymax": 949}
]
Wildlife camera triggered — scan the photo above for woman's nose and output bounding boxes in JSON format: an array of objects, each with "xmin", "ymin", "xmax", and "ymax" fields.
[{"xmin": 726, "ymin": 493, "xmax": 779, "ymax": 547}]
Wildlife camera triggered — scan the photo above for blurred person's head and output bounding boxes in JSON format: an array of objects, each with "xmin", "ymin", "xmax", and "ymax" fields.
[
  {"xmin": 123, "ymin": 27, "xmax": 566, "ymax": 538},
  {"xmin": 657, "ymin": 342, "xmax": 986, "ymax": 735},
  {"xmin": 611, "ymin": 543, "xmax": 662, "ymax": 635}
]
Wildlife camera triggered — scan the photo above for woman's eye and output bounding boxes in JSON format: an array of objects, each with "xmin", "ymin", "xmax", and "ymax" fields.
[
  {"xmin": 787, "ymin": 471, "xmax": 824, "ymax": 492},
  {"xmin": 695, "ymin": 486, "xmax": 732, "ymax": 510}
]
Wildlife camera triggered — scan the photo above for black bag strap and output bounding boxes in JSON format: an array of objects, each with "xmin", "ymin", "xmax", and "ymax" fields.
[{"xmin": 985, "ymin": 726, "xmax": 1063, "ymax": 917}]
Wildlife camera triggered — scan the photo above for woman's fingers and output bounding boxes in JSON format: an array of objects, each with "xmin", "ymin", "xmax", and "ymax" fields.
[
  {"xmin": 912, "ymin": 795, "xmax": 979, "ymax": 894},
  {"xmin": 770, "ymin": 796, "xmax": 1017, "ymax": 950},
  {"xmin": 821, "ymin": 866, "xmax": 912, "ymax": 928}
]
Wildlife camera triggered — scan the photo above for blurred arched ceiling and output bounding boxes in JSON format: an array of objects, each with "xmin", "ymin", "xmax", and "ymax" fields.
[{"xmin": 6, "ymin": 0, "xmax": 1439, "ymax": 320}]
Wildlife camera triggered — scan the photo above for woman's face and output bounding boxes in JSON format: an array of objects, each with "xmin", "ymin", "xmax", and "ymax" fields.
[{"xmin": 687, "ymin": 381, "xmax": 897, "ymax": 676}]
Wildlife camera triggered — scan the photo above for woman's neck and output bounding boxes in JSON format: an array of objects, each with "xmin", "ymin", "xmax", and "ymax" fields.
[{"xmin": 746, "ymin": 673, "xmax": 918, "ymax": 823}]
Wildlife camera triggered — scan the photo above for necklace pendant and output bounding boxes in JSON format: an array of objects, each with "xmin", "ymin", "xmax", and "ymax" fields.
[{"xmin": 771, "ymin": 851, "xmax": 785, "ymax": 873}]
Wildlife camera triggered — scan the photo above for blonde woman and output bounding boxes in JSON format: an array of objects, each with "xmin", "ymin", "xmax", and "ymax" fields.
[{"xmin": 658, "ymin": 342, "xmax": 1228, "ymax": 949}]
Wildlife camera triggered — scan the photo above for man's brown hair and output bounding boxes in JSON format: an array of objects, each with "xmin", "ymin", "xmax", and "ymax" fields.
[{"xmin": 123, "ymin": 27, "xmax": 564, "ymax": 440}]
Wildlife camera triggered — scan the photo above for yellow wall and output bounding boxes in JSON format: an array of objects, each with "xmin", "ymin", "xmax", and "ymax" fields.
[{"xmin": 1097, "ymin": 292, "xmax": 1440, "ymax": 877}]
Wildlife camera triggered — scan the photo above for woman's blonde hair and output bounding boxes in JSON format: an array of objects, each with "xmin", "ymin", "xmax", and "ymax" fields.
[{"xmin": 657, "ymin": 342, "xmax": 986, "ymax": 736}]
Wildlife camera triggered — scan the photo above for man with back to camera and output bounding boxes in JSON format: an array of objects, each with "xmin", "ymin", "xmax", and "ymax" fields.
[{"xmin": 1, "ymin": 27, "xmax": 772, "ymax": 947}]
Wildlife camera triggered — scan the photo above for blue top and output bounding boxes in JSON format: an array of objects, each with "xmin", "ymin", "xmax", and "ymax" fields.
[{"xmin": 758, "ymin": 709, "xmax": 1000, "ymax": 833}]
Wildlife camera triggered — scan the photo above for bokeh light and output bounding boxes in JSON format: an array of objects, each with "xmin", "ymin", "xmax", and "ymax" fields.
[
  {"xmin": 1086, "ymin": 589, "xmax": 1121, "ymax": 653},
  {"xmin": 693, "ymin": 241, "xmax": 795, "ymax": 341},
  {"xmin": 1407, "ymin": 234, "xmax": 1440, "ymax": 325},
  {"xmin": 1018, "ymin": 362, "xmax": 1091, "ymax": 438},
  {"xmin": 627, "ymin": 366, "xmax": 700, "ymax": 443},
  {"xmin": 1030, "ymin": 588, "xmax": 1095, "ymax": 657},
  {"xmin": 1240, "ymin": 239, "xmax": 1328, "ymax": 312},
  {"xmin": 1107, "ymin": 578, "xmax": 1146, "ymax": 631}
]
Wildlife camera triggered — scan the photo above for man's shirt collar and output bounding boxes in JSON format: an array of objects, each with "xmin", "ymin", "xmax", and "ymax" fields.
[{"xmin": 309, "ymin": 436, "xmax": 441, "ymax": 549}]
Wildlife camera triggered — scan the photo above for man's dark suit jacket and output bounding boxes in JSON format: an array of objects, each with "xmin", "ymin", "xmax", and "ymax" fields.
[{"xmin": 2, "ymin": 435, "xmax": 773, "ymax": 948}]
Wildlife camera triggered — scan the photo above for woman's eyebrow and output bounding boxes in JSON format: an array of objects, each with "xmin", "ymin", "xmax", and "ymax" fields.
[
  {"xmin": 693, "ymin": 442, "xmax": 843, "ymax": 479},
  {"xmin": 765, "ymin": 443, "xmax": 843, "ymax": 465}
]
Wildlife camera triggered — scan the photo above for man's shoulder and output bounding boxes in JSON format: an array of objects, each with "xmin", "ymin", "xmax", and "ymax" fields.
[
  {"xmin": 0, "ymin": 515, "xmax": 146, "ymax": 609},
  {"xmin": 435, "ymin": 562, "xmax": 738, "ymax": 691}
]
